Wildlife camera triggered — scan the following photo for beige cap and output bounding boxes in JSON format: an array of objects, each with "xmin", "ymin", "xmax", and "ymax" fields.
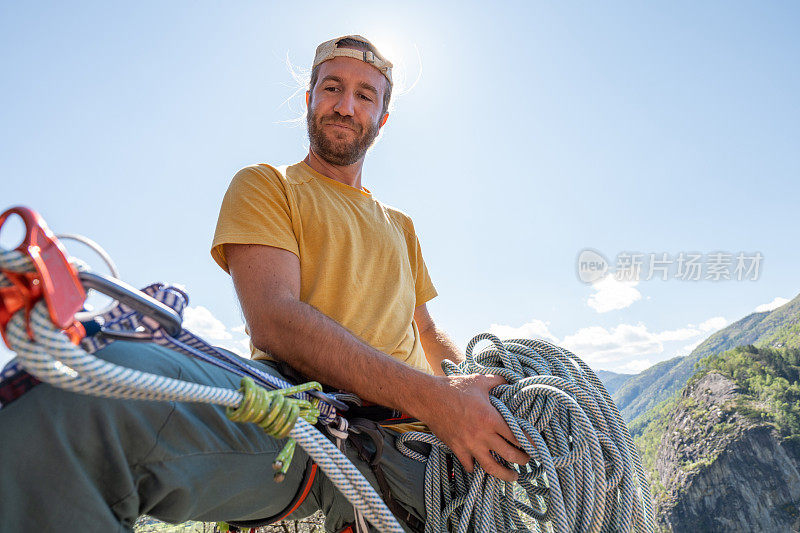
[{"xmin": 312, "ymin": 35, "xmax": 393, "ymax": 87}]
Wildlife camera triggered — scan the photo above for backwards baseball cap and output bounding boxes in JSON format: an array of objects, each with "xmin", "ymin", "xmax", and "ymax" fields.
[{"xmin": 312, "ymin": 35, "xmax": 393, "ymax": 87}]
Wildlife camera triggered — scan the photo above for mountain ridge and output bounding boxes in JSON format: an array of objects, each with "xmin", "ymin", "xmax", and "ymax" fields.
[
  {"xmin": 595, "ymin": 369, "xmax": 634, "ymax": 396},
  {"xmin": 615, "ymin": 293, "xmax": 800, "ymax": 424}
]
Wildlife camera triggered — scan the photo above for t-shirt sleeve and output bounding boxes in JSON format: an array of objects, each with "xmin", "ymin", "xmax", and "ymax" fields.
[
  {"xmin": 211, "ymin": 165, "xmax": 299, "ymax": 273},
  {"xmin": 414, "ymin": 234, "xmax": 438, "ymax": 306}
]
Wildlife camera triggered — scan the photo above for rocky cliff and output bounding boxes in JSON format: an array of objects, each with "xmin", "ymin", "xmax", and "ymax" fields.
[{"xmin": 650, "ymin": 372, "xmax": 800, "ymax": 532}]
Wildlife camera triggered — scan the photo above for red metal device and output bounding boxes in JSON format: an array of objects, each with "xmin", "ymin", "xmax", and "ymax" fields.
[{"xmin": 0, "ymin": 206, "xmax": 86, "ymax": 347}]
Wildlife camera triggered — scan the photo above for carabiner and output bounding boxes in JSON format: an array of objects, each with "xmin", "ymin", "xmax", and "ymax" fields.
[{"xmin": 78, "ymin": 271, "xmax": 183, "ymax": 337}]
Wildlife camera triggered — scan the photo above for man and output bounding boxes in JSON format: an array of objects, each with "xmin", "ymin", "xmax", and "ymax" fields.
[
  {"xmin": 213, "ymin": 34, "xmax": 528, "ymax": 484},
  {"xmin": 0, "ymin": 35, "xmax": 525, "ymax": 532}
]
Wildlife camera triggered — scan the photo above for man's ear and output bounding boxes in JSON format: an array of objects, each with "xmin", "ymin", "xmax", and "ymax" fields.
[
  {"xmin": 305, "ymin": 91, "xmax": 310, "ymax": 108},
  {"xmin": 379, "ymin": 113, "xmax": 389, "ymax": 128}
]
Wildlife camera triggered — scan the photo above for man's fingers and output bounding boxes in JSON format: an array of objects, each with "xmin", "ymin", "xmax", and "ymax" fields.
[
  {"xmin": 477, "ymin": 374, "xmax": 524, "ymax": 447},
  {"xmin": 434, "ymin": 373, "xmax": 532, "ymax": 483},
  {"xmin": 489, "ymin": 434, "xmax": 530, "ymax": 466},
  {"xmin": 489, "ymin": 416, "xmax": 521, "ymax": 447},
  {"xmin": 453, "ymin": 437, "xmax": 525, "ymax": 482},
  {"xmin": 480, "ymin": 373, "xmax": 507, "ymax": 391},
  {"xmin": 452, "ymin": 448, "xmax": 475, "ymax": 474},
  {"xmin": 475, "ymin": 449, "xmax": 518, "ymax": 482}
]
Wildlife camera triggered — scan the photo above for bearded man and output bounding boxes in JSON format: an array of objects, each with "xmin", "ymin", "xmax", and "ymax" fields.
[
  {"xmin": 214, "ymin": 29, "xmax": 527, "ymax": 488},
  {"xmin": 0, "ymin": 35, "xmax": 526, "ymax": 532}
]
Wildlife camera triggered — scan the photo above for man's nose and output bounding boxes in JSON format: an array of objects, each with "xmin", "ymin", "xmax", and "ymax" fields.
[{"xmin": 333, "ymin": 91, "xmax": 356, "ymax": 117}]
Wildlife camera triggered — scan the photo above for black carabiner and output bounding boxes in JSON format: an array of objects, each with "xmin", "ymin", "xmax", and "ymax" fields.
[{"xmin": 78, "ymin": 271, "xmax": 183, "ymax": 337}]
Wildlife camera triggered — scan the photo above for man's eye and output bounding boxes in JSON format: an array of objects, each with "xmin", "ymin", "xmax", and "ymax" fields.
[
  {"xmin": 359, "ymin": 94, "xmax": 373, "ymax": 102},
  {"xmin": 324, "ymin": 86, "xmax": 338, "ymax": 92}
]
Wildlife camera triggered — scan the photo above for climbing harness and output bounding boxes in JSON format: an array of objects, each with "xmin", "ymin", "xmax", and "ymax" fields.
[{"xmin": 0, "ymin": 205, "xmax": 655, "ymax": 532}]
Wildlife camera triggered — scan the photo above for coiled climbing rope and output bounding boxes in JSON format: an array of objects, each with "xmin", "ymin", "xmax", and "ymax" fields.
[{"xmin": 397, "ymin": 333, "xmax": 655, "ymax": 533}]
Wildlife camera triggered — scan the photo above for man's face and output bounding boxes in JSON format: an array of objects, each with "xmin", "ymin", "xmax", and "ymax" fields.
[{"xmin": 306, "ymin": 56, "xmax": 389, "ymax": 166}]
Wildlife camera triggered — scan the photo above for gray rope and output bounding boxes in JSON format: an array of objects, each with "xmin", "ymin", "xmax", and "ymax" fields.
[{"xmin": 397, "ymin": 333, "xmax": 655, "ymax": 533}]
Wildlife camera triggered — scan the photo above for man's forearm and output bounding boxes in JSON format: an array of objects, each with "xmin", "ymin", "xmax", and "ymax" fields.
[{"xmin": 252, "ymin": 296, "xmax": 438, "ymax": 419}]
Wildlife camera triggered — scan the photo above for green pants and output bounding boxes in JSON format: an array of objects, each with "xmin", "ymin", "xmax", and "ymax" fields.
[{"xmin": 0, "ymin": 341, "xmax": 427, "ymax": 532}]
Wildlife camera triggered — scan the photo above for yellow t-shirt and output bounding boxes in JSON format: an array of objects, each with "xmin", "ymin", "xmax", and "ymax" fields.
[{"xmin": 211, "ymin": 161, "xmax": 438, "ymax": 373}]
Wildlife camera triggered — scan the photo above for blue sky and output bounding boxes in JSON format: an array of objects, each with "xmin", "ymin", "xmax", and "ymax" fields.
[{"xmin": 2, "ymin": 1, "xmax": 798, "ymax": 373}]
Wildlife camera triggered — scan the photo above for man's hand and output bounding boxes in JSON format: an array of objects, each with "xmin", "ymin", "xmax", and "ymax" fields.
[{"xmin": 415, "ymin": 373, "xmax": 530, "ymax": 482}]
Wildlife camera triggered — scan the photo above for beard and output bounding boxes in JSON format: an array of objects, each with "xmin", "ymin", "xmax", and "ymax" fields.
[{"xmin": 307, "ymin": 107, "xmax": 380, "ymax": 166}]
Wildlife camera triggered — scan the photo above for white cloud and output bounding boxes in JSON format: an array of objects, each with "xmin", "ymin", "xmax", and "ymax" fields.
[
  {"xmin": 679, "ymin": 340, "xmax": 703, "ymax": 356},
  {"xmin": 651, "ymin": 316, "xmax": 728, "ymax": 343},
  {"xmin": 755, "ymin": 297, "xmax": 789, "ymax": 313},
  {"xmin": 486, "ymin": 313, "xmax": 728, "ymax": 373},
  {"xmin": 617, "ymin": 358, "xmax": 655, "ymax": 374},
  {"xmin": 530, "ymin": 314, "xmax": 727, "ymax": 373},
  {"xmin": 586, "ymin": 275, "xmax": 642, "ymax": 313},
  {"xmin": 182, "ymin": 308, "xmax": 251, "ymax": 357},
  {"xmin": 183, "ymin": 306, "xmax": 233, "ymax": 340},
  {"xmin": 213, "ymin": 337, "xmax": 251, "ymax": 357},
  {"xmin": 699, "ymin": 316, "xmax": 727, "ymax": 332},
  {"xmin": 655, "ymin": 327, "xmax": 703, "ymax": 342},
  {"xmin": 489, "ymin": 319, "xmax": 558, "ymax": 343},
  {"xmin": 561, "ymin": 323, "xmax": 663, "ymax": 367},
  {"xmin": 0, "ymin": 344, "xmax": 15, "ymax": 371}
]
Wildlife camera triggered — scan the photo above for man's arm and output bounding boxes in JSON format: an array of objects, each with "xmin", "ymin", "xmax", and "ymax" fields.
[
  {"xmin": 225, "ymin": 243, "xmax": 528, "ymax": 481},
  {"xmin": 414, "ymin": 303, "xmax": 465, "ymax": 376}
]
